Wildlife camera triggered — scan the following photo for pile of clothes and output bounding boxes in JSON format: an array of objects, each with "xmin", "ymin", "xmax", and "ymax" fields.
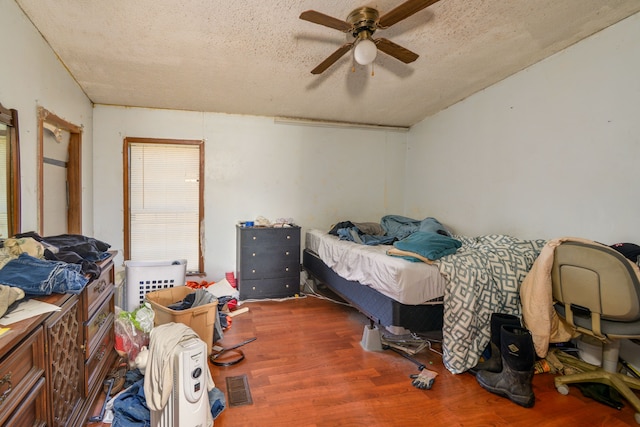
[
  {"xmin": 0, "ymin": 233, "xmax": 111, "ymax": 297},
  {"xmin": 108, "ymin": 323, "xmax": 226, "ymax": 426}
]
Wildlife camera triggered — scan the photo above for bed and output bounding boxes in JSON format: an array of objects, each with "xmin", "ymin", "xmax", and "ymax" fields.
[
  {"xmin": 303, "ymin": 228, "xmax": 447, "ymax": 333},
  {"xmin": 303, "ymin": 225, "xmax": 546, "ymax": 374}
]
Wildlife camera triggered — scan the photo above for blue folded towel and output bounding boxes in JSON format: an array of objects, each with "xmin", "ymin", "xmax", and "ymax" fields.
[{"xmin": 393, "ymin": 231, "xmax": 462, "ymax": 261}]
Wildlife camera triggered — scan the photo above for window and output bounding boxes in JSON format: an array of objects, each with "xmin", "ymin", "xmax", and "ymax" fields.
[{"xmin": 124, "ymin": 137, "xmax": 204, "ymax": 274}]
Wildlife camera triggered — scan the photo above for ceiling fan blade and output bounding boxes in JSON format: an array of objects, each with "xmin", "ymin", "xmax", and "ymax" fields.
[
  {"xmin": 375, "ymin": 38, "xmax": 419, "ymax": 63},
  {"xmin": 300, "ymin": 10, "xmax": 352, "ymax": 32},
  {"xmin": 377, "ymin": 0, "xmax": 441, "ymax": 29},
  {"xmin": 311, "ymin": 43, "xmax": 354, "ymax": 74}
]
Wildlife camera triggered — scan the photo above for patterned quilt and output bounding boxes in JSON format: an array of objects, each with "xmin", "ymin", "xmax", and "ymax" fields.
[{"xmin": 436, "ymin": 234, "xmax": 546, "ymax": 374}]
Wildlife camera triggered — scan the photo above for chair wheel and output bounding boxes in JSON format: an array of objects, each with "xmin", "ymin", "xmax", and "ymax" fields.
[{"xmin": 556, "ymin": 384, "xmax": 569, "ymax": 395}]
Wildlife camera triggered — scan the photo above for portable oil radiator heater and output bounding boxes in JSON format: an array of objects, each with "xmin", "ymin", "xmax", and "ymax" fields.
[{"xmin": 150, "ymin": 336, "xmax": 210, "ymax": 427}]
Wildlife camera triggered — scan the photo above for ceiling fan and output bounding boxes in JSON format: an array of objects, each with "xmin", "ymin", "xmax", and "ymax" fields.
[{"xmin": 300, "ymin": 0, "xmax": 441, "ymax": 74}]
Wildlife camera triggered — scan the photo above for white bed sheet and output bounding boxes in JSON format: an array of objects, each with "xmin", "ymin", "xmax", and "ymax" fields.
[{"xmin": 305, "ymin": 229, "xmax": 446, "ymax": 305}]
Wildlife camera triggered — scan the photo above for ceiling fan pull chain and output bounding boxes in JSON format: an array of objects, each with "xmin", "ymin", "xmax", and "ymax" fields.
[{"xmin": 371, "ymin": 62, "xmax": 375, "ymax": 77}]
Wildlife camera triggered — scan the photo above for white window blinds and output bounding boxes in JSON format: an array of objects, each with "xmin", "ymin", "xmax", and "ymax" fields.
[{"xmin": 128, "ymin": 142, "xmax": 201, "ymax": 272}]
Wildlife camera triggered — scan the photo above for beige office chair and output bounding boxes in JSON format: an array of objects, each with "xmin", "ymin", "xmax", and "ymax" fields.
[{"xmin": 551, "ymin": 240, "xmax": 640, "ymax": 424}]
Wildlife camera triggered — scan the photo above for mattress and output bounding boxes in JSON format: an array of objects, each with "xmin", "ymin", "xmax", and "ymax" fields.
[{"xmin": 305, "ymin": 229, "xmax": 446, "ymax": 305}]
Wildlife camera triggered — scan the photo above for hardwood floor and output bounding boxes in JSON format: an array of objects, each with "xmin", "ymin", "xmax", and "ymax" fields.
[{"xmin": 92, "ymin": 291, "xmax": 639, "ymax": 426}]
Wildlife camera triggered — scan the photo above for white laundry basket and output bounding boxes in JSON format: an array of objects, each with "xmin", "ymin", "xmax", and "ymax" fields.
[{"xmin": 124, "ymin": 259, "xmax": 187, "ymax": 311}]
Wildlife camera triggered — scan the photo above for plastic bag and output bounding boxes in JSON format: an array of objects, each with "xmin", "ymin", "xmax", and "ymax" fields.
[{"xmin": 114, "ymin": 303, "xmax": 155, "ymax": 365}]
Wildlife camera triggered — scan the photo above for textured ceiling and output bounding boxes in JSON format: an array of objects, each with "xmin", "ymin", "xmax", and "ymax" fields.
[{"xmin": 15, "ymin": 0, "xmax": 640, "ymax": 128}]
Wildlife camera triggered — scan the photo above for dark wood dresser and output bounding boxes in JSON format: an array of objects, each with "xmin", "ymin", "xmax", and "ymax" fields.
[
  {"xmin": 0, "ymin": 251, "xmax": 117, "ymax": 426},
  {"xmin": 236, "ymin": 225, "xmax": 301, "ymax": 300}
]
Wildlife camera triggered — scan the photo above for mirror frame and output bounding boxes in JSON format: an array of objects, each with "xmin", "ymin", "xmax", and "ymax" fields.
[
  {"xmin": 38, "ymin": 106, "xmax": 82, "ymax": 235},
  {"xmin": 0, "ymin": 102, "xmax": 21, "ymax": 237}
]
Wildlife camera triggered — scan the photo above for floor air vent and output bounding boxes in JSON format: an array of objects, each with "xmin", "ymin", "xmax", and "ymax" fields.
[{"xmin": 226, "ymin": 374, "xmax": 253, "ymax": 407}]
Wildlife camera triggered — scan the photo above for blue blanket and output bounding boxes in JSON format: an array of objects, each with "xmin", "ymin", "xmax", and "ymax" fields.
[
  {"xmin": 381, "ymin": 215, "xmax": 451, "ymax": 240},
  {"xmin": 392, "ymin": 231, "xmax": 461, "ymax": 261}
]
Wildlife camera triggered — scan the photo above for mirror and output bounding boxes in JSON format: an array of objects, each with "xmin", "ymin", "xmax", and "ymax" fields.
[
  {"xmin": 38, "ymin": 107, "xmax": 82, "ymax": 235},
  {"xmin": 0, "ymin": 101, "xmax": 21, "ymax": 239}
]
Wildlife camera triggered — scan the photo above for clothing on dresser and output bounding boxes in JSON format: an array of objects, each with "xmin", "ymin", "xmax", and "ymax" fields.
[
  {"xmin": 15, "ymin": 231, "xmax": 111, "ymax": 261},
  {"xmin": 0, "ymin": 252, "xmax": 89, "ymax": 295},
  {"xmin": 44, "ymin": 248, "xmax": 102, "ymax": 279},
  {"xmin": 0, "ymin": 284, "xmax": 25, "ymax": 318},
  {"xmin": 0, "ymin": 236, "xmax": 47, "ymax": 269},
  {"xmin": 1, "ymin": 232, "xmax": 111, "ymax": 281}
]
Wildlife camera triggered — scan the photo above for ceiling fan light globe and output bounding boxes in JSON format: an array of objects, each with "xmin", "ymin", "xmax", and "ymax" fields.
[{"xmin": 354, "ymin": 39, "xmax": 377, "ymax": 65}]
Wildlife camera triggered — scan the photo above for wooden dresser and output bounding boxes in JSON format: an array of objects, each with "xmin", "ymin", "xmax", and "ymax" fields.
[
  {"xmin": 236, "ymin": 225, "xmax": 301, "ymax": 300},
  {"xmin": 0, "ymin": 251, "xmax": 117, "ymax": 426}
]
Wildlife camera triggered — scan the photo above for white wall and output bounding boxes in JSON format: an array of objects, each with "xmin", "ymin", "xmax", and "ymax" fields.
[
  {"xmin": 93, "ymin": 107, "xmax": 407, "ymax": 278},
  {"xmin": 0, "ymin": 0, "xmax": 95, "ymax": 234},
  {"xmin": 406, "ymin": 12, "xmax": 640, "ymax": 244}
]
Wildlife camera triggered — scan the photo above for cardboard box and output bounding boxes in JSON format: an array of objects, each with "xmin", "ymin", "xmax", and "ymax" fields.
[{"xmin": 145, "ymin": 286, "xmax": 217, "ymax": 355}]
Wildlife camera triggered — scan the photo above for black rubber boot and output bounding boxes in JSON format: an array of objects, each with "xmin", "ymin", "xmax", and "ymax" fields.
[
  {"xmin": 475, "ymin": 325, "xmax": 536, "ymax": 408},
  {"xmin": 469, "ymin": 313, "xmax": 521, "ymax": 375}
]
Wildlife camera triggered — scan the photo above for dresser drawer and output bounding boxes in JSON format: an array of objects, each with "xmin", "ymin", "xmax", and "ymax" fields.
[
  {"xmin": 82, "ymin": 258, "xmax": 115, "ymax": 320},
  {"xmin": 2, "ymin": 376, "xmax": 46, "ymax": 427},
  {"xmin": 239, "ymin": 227, "xmax": 300, "ymax": 248},
  {"xmin": 239, "ymin": 277, "xmax": 299, "ymax": 299},
  {"xmin": 84, "ymin": 295, "xmax": 115, "ymax": 362},
  {"xmin": 84, "ymin": 326, "xmax": 114, "ymax": 397},
  {"xmin": 238, "ymin": 248, "xmax": 300, "ymax": 279},
  {"xmin": 0, "ymin": 326, "xmax": 46, "ymax": 426}
]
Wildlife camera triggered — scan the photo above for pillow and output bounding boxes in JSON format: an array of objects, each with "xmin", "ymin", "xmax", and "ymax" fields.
[{"xmin": 391, "ymin": 231, "xmax": 462, "ymax": 261}]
